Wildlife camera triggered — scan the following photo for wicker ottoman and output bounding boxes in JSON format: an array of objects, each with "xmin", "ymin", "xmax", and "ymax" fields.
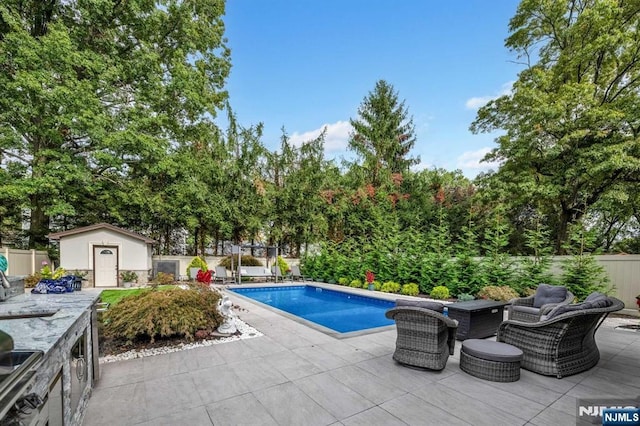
[{"xmin": 460, "ymin": 339, "xmax": 523, "ymax": 382}]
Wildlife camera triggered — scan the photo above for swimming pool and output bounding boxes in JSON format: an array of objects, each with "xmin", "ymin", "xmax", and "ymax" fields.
[{"xmin": 229, "ymin": 285, "xmax": 395, "ymax": 334}]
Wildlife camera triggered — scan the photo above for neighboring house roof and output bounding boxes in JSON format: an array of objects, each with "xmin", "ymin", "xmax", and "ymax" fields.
[{"xmin": 48, "ymin": 223, "xmax": 156, "ymax": 244}]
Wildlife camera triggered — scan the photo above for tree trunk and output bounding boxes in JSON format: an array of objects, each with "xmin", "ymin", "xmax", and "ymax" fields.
[
  {"xmin": 193, "ymin": 226, "xmax": 199, "ymax": 256},
  {"xmin": 198, "ymin": 226, "xmax": 205, "ymax": 256},
  {"xmin": 28, "ymin": 196, "xmax": 49, "ymax": 249},
  {"xmin": 164, "ymin": 226, "xmax": 171, "ymax": 255}
]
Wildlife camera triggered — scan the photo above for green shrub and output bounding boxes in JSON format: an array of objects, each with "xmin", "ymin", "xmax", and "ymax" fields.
[
  {"xmin": 104, "ymin": 287, "xmax": 223, "ymax": 342},
  {"xmin": 401, "ymin": 283, "xmax": 419, "ymax": 296},
  {"xmin": 120, "ymin": 271, "xmax": 138, "ymax": 282},
  {"xmin": 478, "ymin": 285, "xmax": 518, "ymax": 301},
  {"xmin": 372, "ymin": 281, "xmax": 382, "ymax": 291},
  {"xmin": 187, "ymin": 256, "xmax": 208, "ymax": 279},
  {"xmin": 456, "ymin": 293, "xmax": 475, "ymax": 302},
  {"xmin": 277, "ymin": 256, "xmax": 290, "ymax": 274},
  {"xmin": 152, "ymin": 272, "xmax": 175, "ymax": 286},
  {"xmin": 430, "ymin": 285, "xmax": 450, "ymax": 300},
  {"xmin": 218, "ymin": 255, "xmax": 263, "ymax": 269},
  {"xmin": 338, "ymin": 277, "xmax": 349, "ymax": 286},
  {"xmin": 381, "ymin": 281, "xmax": 401, "ymax": 293},
  {"xmin": 349, "ymin": 279, "xmax": 362, "ymax": 288}
]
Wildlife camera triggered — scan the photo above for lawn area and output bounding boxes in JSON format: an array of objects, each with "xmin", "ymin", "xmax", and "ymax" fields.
[{"xmin": 99, "ymin": 285, "xmax": 176, "ymax": 306}]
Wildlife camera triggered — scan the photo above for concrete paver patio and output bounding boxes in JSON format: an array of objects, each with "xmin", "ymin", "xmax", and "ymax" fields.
[{"xmin": 83, "ymin": 286, "xmax": 640, "ymax": 426}]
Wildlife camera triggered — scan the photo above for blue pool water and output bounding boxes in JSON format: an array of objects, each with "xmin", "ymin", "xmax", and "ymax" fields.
[{"xmin": 230, "ymin": 286, "xmax": 395, "ymax": 333}]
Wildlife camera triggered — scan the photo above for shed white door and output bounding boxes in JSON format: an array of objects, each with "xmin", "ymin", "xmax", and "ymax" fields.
[{"xmin": 94, "ymin": 246, "xmax": 118, "ymax": 287}]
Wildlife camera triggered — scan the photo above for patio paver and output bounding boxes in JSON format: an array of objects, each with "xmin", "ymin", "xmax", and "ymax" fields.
[{"xmin": 83, "ymin": 284, "xmax": 640, "ymax": 426}]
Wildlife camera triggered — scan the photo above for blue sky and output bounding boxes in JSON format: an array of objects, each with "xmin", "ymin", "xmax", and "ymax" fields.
[{"xmin": 221, "ymin": 0, "xmax": 523, "ymax": 178}]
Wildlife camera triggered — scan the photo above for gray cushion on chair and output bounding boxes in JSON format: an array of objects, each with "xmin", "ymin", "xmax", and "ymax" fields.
[
  {"xmin": 510, "ymin": 305, "xmax": 540, "ymax": 315},
  {"xmin": 395, "ymin": 299, "xmax": 444, "ymax": 313},
  {"xmin": 588, "ymin": 297, "xmax": 613, "ymax": 309},
  {"xmin": 543, "ymin": 296, "xmax": 613, "ymax": 320},
  {"xmin": 533, "ymin": 284, "xmax": 568, "ymax": 308},
  {"xmin": 584, "ymin": 292, "xmax": 606, "ymax": 303},
  {"xmin": 543, "ymin": 302, "xmax": 590, "ymax": 320}
]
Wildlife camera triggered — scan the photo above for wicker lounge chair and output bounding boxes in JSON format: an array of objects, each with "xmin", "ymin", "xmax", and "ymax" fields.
[
  {"xmin": 497, "ymin": 295, "xmax": 624, "ymax": 378},
  {"xmin": 508, "ymin": 284, "xmax": 574, "ymax": 322},
  {"xmin": 385, "ymin": 300, "xmax": 459, "ymax": 370}
]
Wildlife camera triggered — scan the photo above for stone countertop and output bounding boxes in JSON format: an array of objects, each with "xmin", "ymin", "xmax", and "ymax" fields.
[{"xmin": 0, "ymin": 289, "xmax": 102, "ymax": 353}]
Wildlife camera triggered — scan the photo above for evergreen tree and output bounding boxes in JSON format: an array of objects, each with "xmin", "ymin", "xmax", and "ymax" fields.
[{"xmin": 349, "ymin": 80, "xmax": 419, "ymax": 186}]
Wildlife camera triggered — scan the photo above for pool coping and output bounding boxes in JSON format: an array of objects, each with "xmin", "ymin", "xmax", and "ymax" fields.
[{"xmin": 221, "ymin": 281, "xmax": 442, "ymax": 339}]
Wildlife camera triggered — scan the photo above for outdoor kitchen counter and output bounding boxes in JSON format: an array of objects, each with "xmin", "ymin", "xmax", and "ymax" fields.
[{"xmin": 0, "ymin": 289, "xmax": 102, "ymax": 353}]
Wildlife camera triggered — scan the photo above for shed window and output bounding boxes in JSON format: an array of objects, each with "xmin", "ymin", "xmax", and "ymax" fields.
[{"xmin": 100, "ymin": 249, "xmax": 113, "ymax": 255}]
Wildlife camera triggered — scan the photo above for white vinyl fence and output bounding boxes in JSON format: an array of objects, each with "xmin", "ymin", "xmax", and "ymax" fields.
[{"xmin": 1, "ymin": 247, "xmax": 50, "ymax": 276}]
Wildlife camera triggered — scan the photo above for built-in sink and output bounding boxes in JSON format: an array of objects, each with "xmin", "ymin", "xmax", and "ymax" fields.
[{"xmin": 0, "ymin": 311, "xmax": 58, "ymax": 321}]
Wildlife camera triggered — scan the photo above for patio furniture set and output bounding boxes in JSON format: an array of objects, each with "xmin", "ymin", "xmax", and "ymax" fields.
[{"xmin": 385, "ymin": 284, "xmax": 625, "ymax": 382}]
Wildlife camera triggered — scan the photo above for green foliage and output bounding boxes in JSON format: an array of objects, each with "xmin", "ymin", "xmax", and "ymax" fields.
[
  {"xmin": 349, "ymin": 80, "xmax": 418, "ymax": 185},
  {"xmin": 515, "ymin": 220, "xmax": 556, "ymax": 294},
  {"xmin": 479, "ymin": 210, "xmax": 516, "ymax": 288},
  {"xmin": 218, "ymin": 255, "xmax": 263, "ymax": 269},
  {"xmin": 381, "ymin": 281, "xmax": 401, "ymax": 293},
  {"xmin": 277, "ymin": 256, "xmax": 290, "ymax": 274},
  {"xmin": 430, "ymin": 286, "xmax": 450, "ymax": 300},
  {"xmin": 120, "ymin": 271, "xmax": 138, "ymax": 282},
  {"xmin": 400, "ymin": 283, "xmax": 419, "ymax": 296},
  {"xmin": 349, "ymin": 279, "xmax": 362, "ymax": 288},
  {"xmin": 368, "ymin": 281, "xmax": 382, "ymax": 291},
  {"xmin": 560, "ymin": 223, "xmax": 612, "ymax": 301},
  {"xmin": 419, "ymin": 201, "xmax": 458, "ymax": 294},
  {"xmin": 100, "ymin": 286, "xmax": 176, "ymax": 306},
  {"xmin": 338, "ymin": 277, "xmax": 349, "ymax": 286},
  {"xmin": 453, "ymin": 223, "xmax": 484, "ymax": 296},
  {"xmin": 471, "ymin": 0, "xmax": 640, "ymax": 252},
  {"xmin": 0, "ymin": 0, "xmax": 231, "ymax": 248},
  {"xmin": 40, "ymin": 262, "xmax": 53, "ymax": 279},
  {"xmin": 152, "ymin": 272, "xmax": 175, "ymax": 286},
  {"xmin": 104, "ymin": 287, "xmax": 223, "ymax": 343},
  {"xmin": 457, "ymin": 293, "xmax": 475, "ymax": 302},
  {"xmin": 478, "ymin": 286, "xmax": 518, "ymax": 302},
  {"xmin": 187, "ymin": 257, "xmax": 208, "ymax": 278}
]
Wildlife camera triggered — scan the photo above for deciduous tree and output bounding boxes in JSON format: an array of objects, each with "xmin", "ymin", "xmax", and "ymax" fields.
[{"xmin": 471, "ymin": 0, "xmax": 640, "ymax": 252}]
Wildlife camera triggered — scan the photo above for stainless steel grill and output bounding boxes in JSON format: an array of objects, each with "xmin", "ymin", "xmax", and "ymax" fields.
[{"xmin": 0, "ymin": 329, "xmax": 44, "ymax": 425}]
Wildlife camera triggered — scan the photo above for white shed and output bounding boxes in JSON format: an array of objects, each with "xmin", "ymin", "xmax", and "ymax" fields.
[{"xmin": 48, "ymin": 223, "xmax": 156, "ymax": 287}]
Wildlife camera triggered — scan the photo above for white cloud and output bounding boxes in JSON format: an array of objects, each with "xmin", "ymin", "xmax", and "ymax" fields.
[
  {"xmin": 289, "ymin": 120, "xmax": 352, "ymax": 152},
  {"xmin": 457, "ymin": 147, "xmax": 502, "ymax": 172},
  {"xmin": 465, "ymin": 81, "xmax": 514, "ymax": 110}
]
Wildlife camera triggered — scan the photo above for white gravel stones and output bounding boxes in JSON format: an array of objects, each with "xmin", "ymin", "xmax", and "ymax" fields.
[{"xmin": 99, "ymin": 318, "xmax": 263, "ymax": 364}]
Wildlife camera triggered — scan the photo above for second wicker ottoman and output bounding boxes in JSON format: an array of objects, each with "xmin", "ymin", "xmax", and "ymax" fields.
[{"xmin": 460, "ymin": 339, "xmax": 523, "ymax": 382}]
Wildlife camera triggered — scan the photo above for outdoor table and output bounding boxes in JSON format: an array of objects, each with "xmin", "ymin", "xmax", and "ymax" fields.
[{"xmin": 447, "ymin": 300, "xmax": 507, "ymax": 340}]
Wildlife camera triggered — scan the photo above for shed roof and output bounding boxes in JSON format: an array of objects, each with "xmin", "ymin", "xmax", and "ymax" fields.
[{"xmin": 48, "ymin": 223, "xmax": 156, "ymax": 244}]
